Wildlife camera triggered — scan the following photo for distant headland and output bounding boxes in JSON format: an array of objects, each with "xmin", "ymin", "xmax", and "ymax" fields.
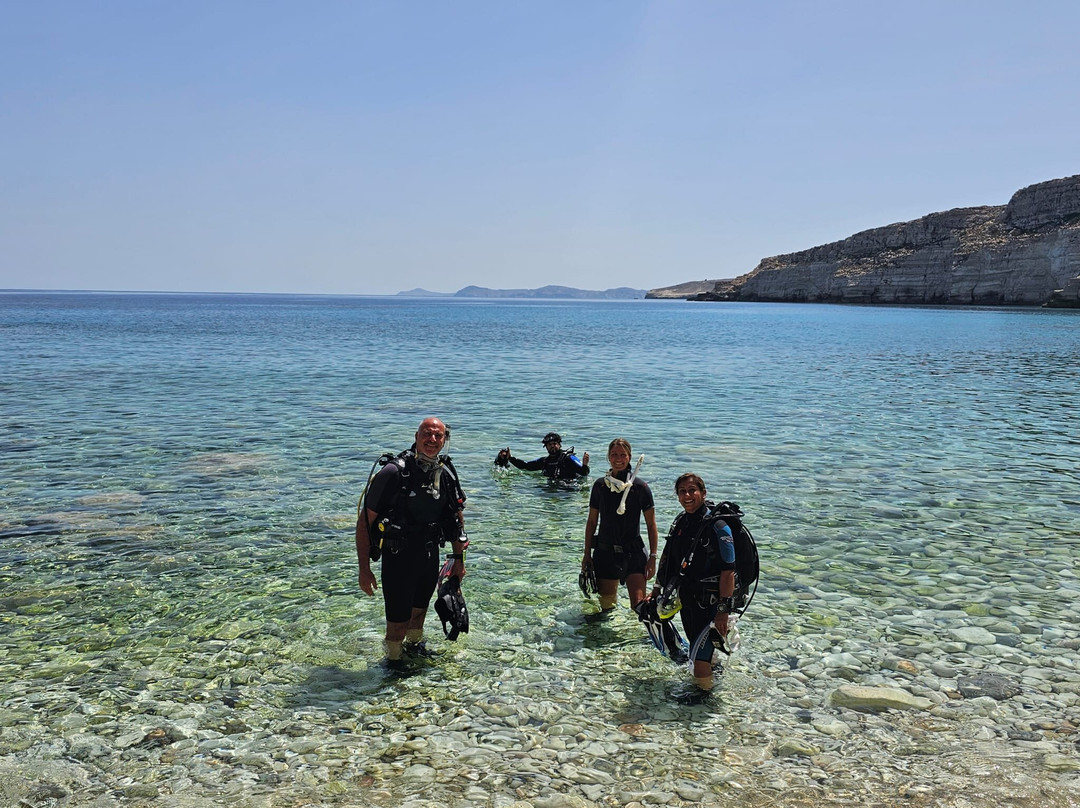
[
  {"xmin": 650, "ymin": 174, "xmax": 1080, "ymax": 307},
  {"xmin": 645, "ymin": 279, "xmax": 731, "ymax": 299},
  {"xmin": 397, "ymin": 285, "xmax": 647, "ymax": 300}
]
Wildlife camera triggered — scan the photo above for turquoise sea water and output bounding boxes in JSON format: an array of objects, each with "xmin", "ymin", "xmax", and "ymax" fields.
[{"xmin": 2, "ymin": 292, "xmax": 1079, "ymax": 807}]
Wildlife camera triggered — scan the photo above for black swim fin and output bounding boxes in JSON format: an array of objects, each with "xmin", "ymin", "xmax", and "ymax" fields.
[
  {"xmin": 434, "ymin": 558, "xmax": 469, "ymax": 641},
  {"xmin": 662, "ymin": 619, "xmax": 689, "ymax": 664},
  {"xmin": 635, "ymin": 599, "xmax": 688, "ymax": 662},
  {"xmin": 578, "ymin": 564, "xmax": 598, "ymax": 597},
  {"xmin": 634, "ymin": 599, "xmax": 666, "ymax": 652}
]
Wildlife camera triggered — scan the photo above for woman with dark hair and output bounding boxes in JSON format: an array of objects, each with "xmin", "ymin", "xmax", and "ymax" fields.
[
  {"xmin": 654, "ymin": 472, "xmax": 737, "ymax": 702},
  {"xmin": 582, "ymin": 438, "xmax": 659, "ymax": 614}
]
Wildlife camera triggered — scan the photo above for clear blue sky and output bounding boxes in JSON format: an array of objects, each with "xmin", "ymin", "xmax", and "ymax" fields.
[{"xmin": 2, "ymin": 1, "xmax": 1078, "ymax": 295}]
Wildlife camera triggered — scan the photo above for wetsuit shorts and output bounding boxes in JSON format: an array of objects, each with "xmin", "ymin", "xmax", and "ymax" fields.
[
  {"xmin": 380, "ymin": 537, "xmax": 440, "ymax": 624},
  {"xmin": 592, "ymin": 540, "xmax": 648, "ymax": 583}
]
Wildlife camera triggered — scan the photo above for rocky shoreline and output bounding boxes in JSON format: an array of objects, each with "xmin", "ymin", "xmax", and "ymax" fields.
[
  {"xmin": 3, "ymin": 597, "xmax": 1079, "ymax": 808},
  {"xmin": 687, "ymin": 175, "xmax": 1080, "ymax": 307}
]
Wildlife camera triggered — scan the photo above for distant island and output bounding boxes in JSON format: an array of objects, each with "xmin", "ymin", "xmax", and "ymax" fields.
[
  {"xmin": 397, "ymin": 285, "xmax": 647, "ymax": 300},
  {"xmin": 659, "ymin": 174, "xmax": 1080, "ymax": 307},
  {"xmin": 397, "ymin": 288, "xmax": 455, "ymax": 297}
]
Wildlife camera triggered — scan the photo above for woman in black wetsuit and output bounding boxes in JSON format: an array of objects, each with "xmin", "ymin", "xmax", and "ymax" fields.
[{"xmin": 581, "ymin": 438, "xmax": 659, "ymax": 614}]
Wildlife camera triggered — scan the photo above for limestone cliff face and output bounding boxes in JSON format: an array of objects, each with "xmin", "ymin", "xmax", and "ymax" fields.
[{"xmin": 713, "ymin": 175, "xmax": 1080, "ymax": 306}]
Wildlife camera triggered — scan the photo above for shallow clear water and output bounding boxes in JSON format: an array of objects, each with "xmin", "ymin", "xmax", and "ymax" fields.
[{"xmin": 2, "ymin": 293, "xmax": 1079, "ymax": 806}]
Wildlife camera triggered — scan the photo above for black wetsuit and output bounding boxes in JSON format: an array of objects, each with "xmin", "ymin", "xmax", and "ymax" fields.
[
  {"xmin": 509, "ymin": 450, "xmax": 589, "ymax": 481},
  {"xmin": 657, "ymin": 505, "xmax": 736, "ymax": 662},
  {"xmin": 365, "ymin": 454, "xmax": 463, "ymax": 623},
  {"xmin": 588, "ymin": 471, "xmax": 654, "ymax": 581}
]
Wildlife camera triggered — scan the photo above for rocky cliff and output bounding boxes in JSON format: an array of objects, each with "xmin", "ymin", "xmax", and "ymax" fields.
[
  {"xmin": 700, "ymin": 174, "xmax": 1080, "ymax": 306},
  {"xmin": 645, "ymin": 279, "xmax": 731, "ymax": 299}
]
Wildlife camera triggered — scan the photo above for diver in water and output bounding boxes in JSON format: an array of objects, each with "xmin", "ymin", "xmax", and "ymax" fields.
[
  {"xmin": 495, "ymin": 432, "xmax": 590, "ymax": 482},
  {"xmin": 355, "ymin": 417, "xmax": 468, "ymax": 667},
  {"xmin": 581, "ymin": 438, "xmax": 658, "ymax": 614},
  {"xmin": 653, "ymin": 473, "xmax": 737, "ymax": 703}
]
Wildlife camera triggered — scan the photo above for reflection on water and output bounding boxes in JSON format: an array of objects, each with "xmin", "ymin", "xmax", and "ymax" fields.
[{"xmin": 2, "ymin": 294, "xmax": 1079, "ymax": 806}]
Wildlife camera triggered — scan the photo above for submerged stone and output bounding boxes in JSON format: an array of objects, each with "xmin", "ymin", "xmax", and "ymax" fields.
[
  {"xmin": 829, "ymin": 685, "xmax": 933, "ymax": 712},
  {"xmin": 949, "ymin": 626, "xmax": 997, "ymax": 646},
  {"xmin": 811, "ymin": 718, "xmax": 851, "ymax": 737},
  {"xmin": 1043, "ymin": 754, "xmax": 1080, "ymax": 772},
  {"xmin": 957, "ymin": 674, "xmax": 1022, "ymax": 701},
  {"xmin": 776, "ymin": 737, "xmax": 821, "ymax": 758}
]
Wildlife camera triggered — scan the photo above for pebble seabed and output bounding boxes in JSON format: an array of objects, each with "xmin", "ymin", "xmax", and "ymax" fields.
[{"xmin": 2, "ymin": 561, "xmax": 1079, "ymax": 808}]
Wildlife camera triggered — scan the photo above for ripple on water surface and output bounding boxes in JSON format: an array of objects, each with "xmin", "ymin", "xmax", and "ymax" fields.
[{"xmin": 1, "ymin": 295, "xmax": 1079, "ymax": 806}]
